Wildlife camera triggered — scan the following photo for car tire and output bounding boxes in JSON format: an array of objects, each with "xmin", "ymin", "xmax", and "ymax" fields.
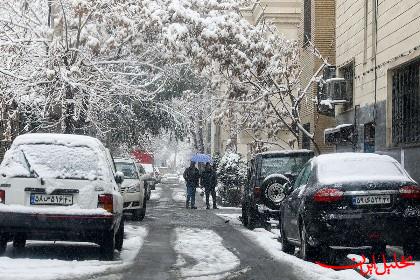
[
  {"xmin": 299, "ymin": 222, "xmax": 319, "ymax": 261},
  {"xmin": 403, "ymin": 243, "xmax": 420, "ymax": 259},
  {"xmin": 246, "ymin": 204, "xmax": 257, "ymax": 230},
  {"xmin": 115, "ymin": 220, "xmax": 124, "ymax": 252},
  {"xmin": 280, "ymin": 222, "xmax": 295, "ymax": 255},
  {"xmin": 100, "ymin": 230, "xmax": 115, "ymax": 261},
  {"xmin": 133, "ymin": 199, "xmax": 146, "ymax": 221},
  {"xmin": 370, "ymin": 243, "xmax": 387, "ymax": 261},
  {"xmin": 13, "ymin": 233, "xmax": 26, "ymax": 249},
  {"xmin": 0, "ymin": 234, "xmax": 8, "ymax": 255},
  {"xmin": 261, "ymin": 177, "xmax": 289, "ymax": 210}
]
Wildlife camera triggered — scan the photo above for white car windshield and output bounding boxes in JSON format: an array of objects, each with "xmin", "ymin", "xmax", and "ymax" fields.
[
  {"xmin": 115, "ymin": 162, "xmax": 138, "ymax": 179},
  {"xmin": 1, "ymin": 144, "xmax": 100, "ymax": 180}
]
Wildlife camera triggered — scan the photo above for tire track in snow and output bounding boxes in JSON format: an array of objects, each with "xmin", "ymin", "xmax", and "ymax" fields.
[{"xmin": 173, "ymin": 227, "xmax": 240, "ymax": 280}]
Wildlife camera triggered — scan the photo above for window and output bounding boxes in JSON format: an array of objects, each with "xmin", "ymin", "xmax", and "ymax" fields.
[
  {"xmin": 302, "ymin": 123, "xmax": 311, "ymax": 149},
  {"xmin": 303, "ymin": 0, "xmax": 311, "ymax": 44},
  {"xmin": 364, "ymin": 122, "xmax": 375, "ymax": 152},
  {"xmin": 392, "ymin": 59, "xmax": 420, "ymax": 145},
  {"xmin": 293, "ymin": 163, "xmax": 311, "ymax": 189},
  {"xmin": 339, "ymin": 62, "xmax": 354, "ymax": 109}
]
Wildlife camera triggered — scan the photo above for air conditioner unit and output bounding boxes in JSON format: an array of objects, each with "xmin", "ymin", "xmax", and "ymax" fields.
[
  {"xmin": 324, "ymin": 124, "xmax": 354, "ymax": 145},
  {"xmin": 325, "ymin": 78, "xmax": 348, "ymax": 103}
]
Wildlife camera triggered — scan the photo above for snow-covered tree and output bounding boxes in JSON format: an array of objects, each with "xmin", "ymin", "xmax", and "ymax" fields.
[{"xmin": 217, "ymin": 151, "xmax": 246, "ymax": 206}]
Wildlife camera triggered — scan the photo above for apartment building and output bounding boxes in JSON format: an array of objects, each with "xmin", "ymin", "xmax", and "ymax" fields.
[
  {"xmin": 211, "ymin": 0, "xmax": 301, "ymax": 159},
  {"xmin": 298, "ymin": 0, "xmax": 336, "ymax": 154},
  {"xmin": 328, "ymin": 0, "xmax": 420, "ymax": 181}
]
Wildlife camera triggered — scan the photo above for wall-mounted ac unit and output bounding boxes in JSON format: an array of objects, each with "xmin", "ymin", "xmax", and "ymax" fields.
[
  {"xmin": 325, "ymin": 78, "xmax": 348, "ymax": 103},
  {"xmin": 324, "ymin": 124, "xmax": 354, "ymax": 145}
]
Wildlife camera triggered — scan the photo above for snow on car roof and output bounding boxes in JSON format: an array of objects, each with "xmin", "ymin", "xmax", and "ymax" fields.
[
  {"xmin": 315, "ymin": 152, "xmax": 413, "ymax": 184},
  {"xmin": 12, "ymin": 133, "xmax": 104, "ymax": 150},
  {"xmin": 257, "ymin": 149, "xmax": 313, "ymax": 156},
  {"xmin": 1, "ymin": 133, "xmax": 111, "ymax": 180}
]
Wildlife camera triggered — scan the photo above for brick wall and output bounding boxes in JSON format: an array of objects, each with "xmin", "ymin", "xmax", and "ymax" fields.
[{"xmin": 299, "ymin": 0, "xmax": 336, "ymax": 154}]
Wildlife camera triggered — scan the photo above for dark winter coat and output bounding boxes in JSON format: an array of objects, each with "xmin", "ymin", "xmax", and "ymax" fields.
[
  {"xmin": 183, "ymin": 166, "xmax": 200, "ymax": 187},
  {"xmin": 201, "ymin": 168, "xmax": 217, "ymax": 190}
]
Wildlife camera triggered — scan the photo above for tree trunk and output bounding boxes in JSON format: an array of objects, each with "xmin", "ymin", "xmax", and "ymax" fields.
[{"xmin": 64, "ymin": 85, "xmax": 75, "ymax": 134}]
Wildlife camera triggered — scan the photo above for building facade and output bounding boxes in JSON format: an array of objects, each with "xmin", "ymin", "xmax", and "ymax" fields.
[
  {"xmin": 330, "ymin": 0, "xmax": 420, "ymax": 181},
  {"xmin": 298, "ymin": 0, "xmax": 336, "ymax": 154},
  {"xmin": 211, "ymin": 0, "xmax": 302, "ymax": 159}
]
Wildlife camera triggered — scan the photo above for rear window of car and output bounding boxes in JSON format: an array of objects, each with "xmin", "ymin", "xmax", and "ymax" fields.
[
  {"xmin": 1, "ymin": 144, "xmax": 101, "ymax": 180},
  {"xmin": 115, "ymin": 162, "xmax": 139, "ymax": 179},
  {"xmin": 260, "ymin": 154, "xmax": 312, "ymax": 178},
  {"xmin": 318, "ymin": 158, "xmax": 407, "ymax": 184}
]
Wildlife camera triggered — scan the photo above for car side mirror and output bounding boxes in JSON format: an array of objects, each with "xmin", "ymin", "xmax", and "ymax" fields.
[{"xmin": 115, "ymin": 171, "xmax": 124, "ymax": 184}]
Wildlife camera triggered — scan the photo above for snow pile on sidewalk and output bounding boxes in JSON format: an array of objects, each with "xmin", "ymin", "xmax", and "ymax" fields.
[
  {"xmin": 359, "ymin": 259, "xmax": 420, "ymax": 280},
  {"xmin": 172, "ymin": 187, "xmax": 186, "ymax": 202},
  {"xmin": 217, "ymin": 213, "xmax": 363, "ymax": 280},
  {"xmin": 0, "ymin": 225, "xmax": 148, "ymax": 280},
  {"xmin": 173, "ymin": 227, "xmax": 240, "ymax": 279},
  {"xmin": 150, "ymin": 185, "xmax": 163, "ymax": 200}
]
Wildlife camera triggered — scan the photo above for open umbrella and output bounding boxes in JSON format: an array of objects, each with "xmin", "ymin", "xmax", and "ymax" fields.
[{"xmin": 191, "ymin": 153, "xmax": 213, "ymax": 163}]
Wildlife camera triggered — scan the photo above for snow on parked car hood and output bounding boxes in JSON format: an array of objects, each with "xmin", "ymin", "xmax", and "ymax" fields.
[
  {"xmin": 0, "ymin": 134, "xmax": 111, "ymax": 180},
  {"xmin": 315, "ymin": 153, "xmax": 413, "ymax": 184}
]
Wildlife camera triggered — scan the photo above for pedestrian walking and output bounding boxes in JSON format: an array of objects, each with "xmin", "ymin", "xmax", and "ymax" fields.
[
  {"xmin": 183, "ymin": 161, "xmax": 200, "ymax": 209},
  {"xmin": 201, "ymin": 162, "xmax": 218, "ymax": 209}
]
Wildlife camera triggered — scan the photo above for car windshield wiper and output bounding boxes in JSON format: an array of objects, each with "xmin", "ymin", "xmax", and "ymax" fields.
[{"xmin": 20, "ymin": 149, "xmax": 39, "ymax": 178}]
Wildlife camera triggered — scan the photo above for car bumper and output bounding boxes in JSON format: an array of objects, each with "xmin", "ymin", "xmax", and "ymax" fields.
[
  {"xmin": 0, "ymin": 212, "xmax": 116, "ymax": 242},
  {"xmin": 307, "ymin": 212, "xmax": 420, "ymax": 247}
]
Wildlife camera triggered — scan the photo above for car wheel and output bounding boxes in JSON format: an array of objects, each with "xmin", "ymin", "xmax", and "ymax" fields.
[
  {"xmin": 280, "ymin": 222, "xmax": 295, "ymax": 254},
  {"xmin": 115, "ymin": 220, "xmax": 124, "ymax": 252},
  {"xmin": 100, "ymin": 230, "xmax": 115, "ymax": 260},
  {"xmin": 133, "ymin": 199, "xmax": 146, "ymax": 221},
  {"xmin": 13, "ymin": 233, "xmax": 26, "ymax": 249},
  {"xmin": 299, "ymin": 222, "xmax": 319, "ymax": 261},
  {"xmin": 0, "ymin": 234, "xmax": 8, "ymax": 255},
  {"xmin": 403, "ymin": 243, "xmax": 420, "ymax": 259},
  {"xmin": 369, "ymin": 243, "xmax": 387, "ymax": 261},
  {"xmin": 246, "ymin": 205, "xmax": 257, "ymax": 230},
  {"xmin": 261, "ymin": 177, "xmax": 289, "ymax": 210}
]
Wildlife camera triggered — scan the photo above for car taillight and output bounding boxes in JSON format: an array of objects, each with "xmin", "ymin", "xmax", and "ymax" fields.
[
  {"xmin": 254, "ymin": 186, "xmax": 261, "ymax": 200},
  {"xmin": 0, "ymin": 190, "xmax": 5, "ymax": 204},
  {"xmin": 313, "ymin": 188, "xmax": 344, "ymax": 203},
  {"xmin": 399, "ymin": 185, "xmax": 420, "ymax": 200},
  {"xmin": 98, "ymin": 194, "xmax": 113, "ymax": 212}
]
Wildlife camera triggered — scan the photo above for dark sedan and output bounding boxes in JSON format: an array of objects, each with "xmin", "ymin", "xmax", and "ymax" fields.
[{"xmin": 280, "ymin": 153, "xmax": 420, "ymax": 261}]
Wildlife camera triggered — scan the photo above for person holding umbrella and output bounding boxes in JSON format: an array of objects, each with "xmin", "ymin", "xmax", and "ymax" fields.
[
  {"xmin": 201, "ymin": 162, "xmax": 218, "ymax": 209},
  {"xmin": 183, "ymin": 161, "xmax": 200, "ymax": 209}
]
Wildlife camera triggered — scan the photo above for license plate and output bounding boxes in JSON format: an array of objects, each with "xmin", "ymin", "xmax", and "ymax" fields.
[
  {"xmin": 352, "ymin": 195, "xmax": 391, "ymax": 205},
  {"xmin": 30, "ymin": 194, "xmax": 73, "ymax": 206}
]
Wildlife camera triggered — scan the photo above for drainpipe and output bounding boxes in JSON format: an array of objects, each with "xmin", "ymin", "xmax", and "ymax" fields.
[{"xmin": 353, "ymin": 105, "xmax": 360, "ymax": 152}]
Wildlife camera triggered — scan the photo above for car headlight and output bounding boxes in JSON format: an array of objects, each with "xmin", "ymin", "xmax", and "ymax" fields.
[{"xmin": 127, "ymin": 184, "xmax": 140, "ymax": 193}]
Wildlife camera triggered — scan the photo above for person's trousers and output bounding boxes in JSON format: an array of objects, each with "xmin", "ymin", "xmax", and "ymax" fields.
[
  {"xmin": 186, "ymin": 184, "xmax": 196, "ymax": 207},
  {"xmin": 205, "ymin": 187, "xmax": 217, "ymax": 207}
]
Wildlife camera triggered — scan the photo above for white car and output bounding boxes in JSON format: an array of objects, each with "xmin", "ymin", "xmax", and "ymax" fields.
[
  {"xmin": 115, "ymin": 158, "xmax": 146, "ymax": 221},
  {"xmin": 161, "ymin": 173, "xmax": 180, "ymax": 185},
  {"xmin": 0, "ymin": 133, "xmax": 124, "ymax": 260}
]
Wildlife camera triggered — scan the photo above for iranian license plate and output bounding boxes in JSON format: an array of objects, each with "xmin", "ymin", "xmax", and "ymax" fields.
[
  {"xmin": 352, "ymin": 195, "xmax": 391, "ymax": 205},
  {"xmin": 30, "ymin": 194, "xmax": 73, "ymax": 206}
]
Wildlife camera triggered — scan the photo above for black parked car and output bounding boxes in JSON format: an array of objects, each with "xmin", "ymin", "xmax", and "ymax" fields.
[
  {"xmin": 280, "ymin": 153, "xmax": 420, "ymax": 261},
  {"xmin": 242, "ymin": 150, "xmax": 314, "ymax": 229}
]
